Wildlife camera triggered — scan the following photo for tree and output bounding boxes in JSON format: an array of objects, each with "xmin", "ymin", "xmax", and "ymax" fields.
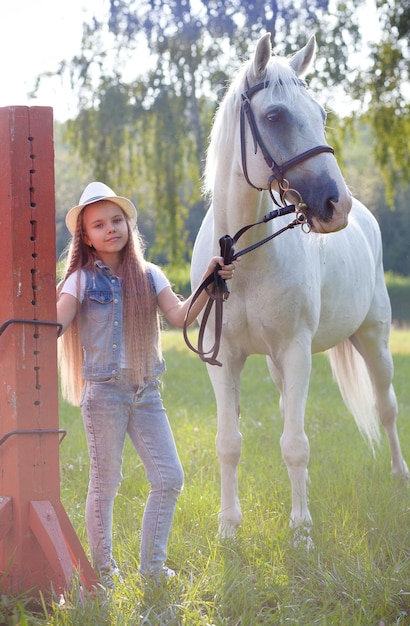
[
  {"xmin": 49, "ymin": 0, "xmax": 409, "ymax": 261},
  {"xmin": 352, "ymin": 0, "xmax": 410, "ymax": 200},
  {"xmin": 339, "ymin": 120, "xmax": 410, "ymax": 277}
]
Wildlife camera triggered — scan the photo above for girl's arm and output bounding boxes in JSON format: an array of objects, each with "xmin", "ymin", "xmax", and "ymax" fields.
[
  {"xmin": 157, "ymin": 256, "xmax": 235, "ymax": 329},
  {"xmin": 57, "ymin": 293, "xmax": 78, "ymax": 334}
]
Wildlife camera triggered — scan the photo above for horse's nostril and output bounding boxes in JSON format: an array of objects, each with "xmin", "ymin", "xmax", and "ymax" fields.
[{"xmin": 324, "ymin": 198, "xmax": 336, "ymax": 221}]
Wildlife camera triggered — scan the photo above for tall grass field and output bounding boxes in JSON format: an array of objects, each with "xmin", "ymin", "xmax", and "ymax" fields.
[{"xmin": 2, "ymin": 329, "xmax": 410, "ymax": 625}]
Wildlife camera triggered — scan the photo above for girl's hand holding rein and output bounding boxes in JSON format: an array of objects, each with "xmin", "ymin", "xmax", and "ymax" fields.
[
  {"xmin": 205, "ymin": 256, "xmax": 236, "ymax": 282},
  {"xmin": 157, "ymin": 256, "xmax": 236, "ymax": 329}
]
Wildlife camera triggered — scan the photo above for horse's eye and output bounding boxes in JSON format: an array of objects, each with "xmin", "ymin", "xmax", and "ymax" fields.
[{"xmin": 266, "ymin": 106, "xmax": 284, "ymax": 122}]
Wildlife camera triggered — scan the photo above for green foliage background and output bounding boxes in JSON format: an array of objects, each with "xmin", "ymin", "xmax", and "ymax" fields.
[{"xmin": 50, "ymin": 0, "xmax": 409, "ymax": 268}]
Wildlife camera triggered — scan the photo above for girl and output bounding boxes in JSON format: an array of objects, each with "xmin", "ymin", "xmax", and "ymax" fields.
[{"xmin": 57, "ymin": 181, "xmax": 235, "ymax": 585}]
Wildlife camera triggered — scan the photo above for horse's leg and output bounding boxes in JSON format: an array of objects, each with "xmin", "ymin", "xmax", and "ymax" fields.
[
  {"xmin": 350, "ymin": 326, "xmax": 409, "ymax": 478},
  {"xmin": 207, "ymin": 354, "xmax": 246, "ymax": 538},
  {"xmin": 270, "ymin": 346, "xmax": 313, "ymax": 540},
  {"xmin": 266, "ymin": 356, "xmax": 284, "ymax": 418}
]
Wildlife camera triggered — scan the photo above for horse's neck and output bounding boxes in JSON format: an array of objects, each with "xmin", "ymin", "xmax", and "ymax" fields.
[{"xmin": 212, "ymin": 181, "xmax": 272, "ymax": 239}]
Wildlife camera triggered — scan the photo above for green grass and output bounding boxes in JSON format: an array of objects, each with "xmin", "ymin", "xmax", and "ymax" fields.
[{"xmin": 1, "ymin": 330, "xmax": 410, "ymax": 624}]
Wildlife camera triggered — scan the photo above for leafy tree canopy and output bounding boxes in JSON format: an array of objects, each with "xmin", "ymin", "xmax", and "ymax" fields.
[
  {"xmin": 351, "ymin": 0, "xmax": 410, "ymax": 200},
  {"xmin": 48, "ymin": 0, "xmax": 409, "ymax": 262}
]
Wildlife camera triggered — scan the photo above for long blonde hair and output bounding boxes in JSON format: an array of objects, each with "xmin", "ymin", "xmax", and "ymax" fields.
[{"xmin": 58, "ymin": 210, "xmax": 159, "ymax": 406}]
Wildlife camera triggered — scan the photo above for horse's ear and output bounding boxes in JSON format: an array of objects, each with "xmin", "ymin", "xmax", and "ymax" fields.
[
  {"xmin": 252, "ymin": 33, "xmax": 272, "ymax": 79},
  {"xmin": 289, "ymin": 35, "xmax": 316, "ymax": 78}
]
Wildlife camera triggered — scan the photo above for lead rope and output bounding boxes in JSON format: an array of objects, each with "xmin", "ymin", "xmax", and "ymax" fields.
[{"xmin": 183, "ymin": 201, "xmax": 308, "ymax": 366}]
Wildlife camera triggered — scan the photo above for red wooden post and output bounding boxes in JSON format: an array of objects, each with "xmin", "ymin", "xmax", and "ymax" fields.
[{"xmin": 0, "ymin": 106, "xmax": 98, "ymax": 596}]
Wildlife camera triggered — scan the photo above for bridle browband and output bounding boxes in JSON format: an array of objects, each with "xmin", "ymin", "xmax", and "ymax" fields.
[
  {"xmin": 240, "ymin": 78, "xmax": 334, "ymax": 193},
  {"xmin": 183, "ymin": 76, "xmax": 336, "ymax": 365}
]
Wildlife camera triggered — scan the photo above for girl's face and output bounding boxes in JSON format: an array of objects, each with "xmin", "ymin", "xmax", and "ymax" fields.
[{"xmin": 82, "ymin": 200, "xmax": 129, "ymax": 265}]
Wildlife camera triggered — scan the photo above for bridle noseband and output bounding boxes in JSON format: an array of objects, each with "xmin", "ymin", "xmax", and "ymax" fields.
[{"xmin": 240, "ymin": 78, "xmax": 335, "ymax": 197}]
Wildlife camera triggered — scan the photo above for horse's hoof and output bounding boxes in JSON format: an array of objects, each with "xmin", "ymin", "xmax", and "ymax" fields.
[
  {"xmin": 218, "ymin": 523, "xmax": 237, "ymax": 540},
  {"xmin": 292, "ymin": 524, "xmax": 314, "ymax": 550},
  {"xmin": 391, "ymin": 459, "xmax": 410, "ymax": 481}
]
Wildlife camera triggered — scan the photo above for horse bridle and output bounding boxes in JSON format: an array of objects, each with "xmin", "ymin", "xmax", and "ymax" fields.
[
  {"xmin": 240, "ymin": 78, "xmax": 334, "ymax": 202},
  {"xmin": 183, "ymin": 77, "xmax": 336, "ymax": 366}
]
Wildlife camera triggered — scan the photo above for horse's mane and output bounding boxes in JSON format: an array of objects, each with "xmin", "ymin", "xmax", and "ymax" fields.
[{"xmin": 204, "ymin": 55, "xmax": 303, "ymax": 195}]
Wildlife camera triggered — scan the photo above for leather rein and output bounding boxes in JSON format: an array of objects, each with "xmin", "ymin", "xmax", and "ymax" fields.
[{"xmin": 183, "ymin": 78, "xmax": 334, "ymax": 366}]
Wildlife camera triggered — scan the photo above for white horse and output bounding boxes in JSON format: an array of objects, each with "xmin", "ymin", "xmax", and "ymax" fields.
[{"xmin": 190, "ymin": 33, "xmax": 409, "ymax": 540}]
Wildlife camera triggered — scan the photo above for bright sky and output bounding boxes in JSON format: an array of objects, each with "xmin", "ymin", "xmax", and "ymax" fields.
[
  {"xmin": 0, "ymin": 0, "xmax": 381, "ymax": 123},
  {"xmin": 0, "ymin": 0, "xmax": 107, "ymax": 121}
]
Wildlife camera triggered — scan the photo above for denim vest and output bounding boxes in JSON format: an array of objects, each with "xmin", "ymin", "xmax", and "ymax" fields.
[{"xmin": 80, "ymin": 261, "xmax": 165, "ymax": 380}]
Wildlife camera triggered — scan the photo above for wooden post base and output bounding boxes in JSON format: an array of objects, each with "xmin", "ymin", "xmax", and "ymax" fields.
[{"xmin": 0, "ymin": 106, "xmax": 98, "ymax": 596}]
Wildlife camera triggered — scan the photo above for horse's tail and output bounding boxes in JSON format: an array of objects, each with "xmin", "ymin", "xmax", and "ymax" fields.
[{"xmin": 327, "ymin": 339, "xmax": 381, "ymax": 453}]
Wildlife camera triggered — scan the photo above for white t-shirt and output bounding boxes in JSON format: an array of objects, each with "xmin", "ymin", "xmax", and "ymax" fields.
[{"xmin": 60, "ymin": 261, "xmax": 170, "ymax": 301}]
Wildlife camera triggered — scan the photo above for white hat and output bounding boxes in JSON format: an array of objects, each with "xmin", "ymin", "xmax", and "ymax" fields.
[{"xmin": 65, "ymin": 181, "xmax": 138, "ymax": 234}]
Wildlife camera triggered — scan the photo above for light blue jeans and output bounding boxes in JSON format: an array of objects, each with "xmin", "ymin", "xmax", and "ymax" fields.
[{"xmin": 80, "ymin": 371, "xmax": 184, "ymax": 577}]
